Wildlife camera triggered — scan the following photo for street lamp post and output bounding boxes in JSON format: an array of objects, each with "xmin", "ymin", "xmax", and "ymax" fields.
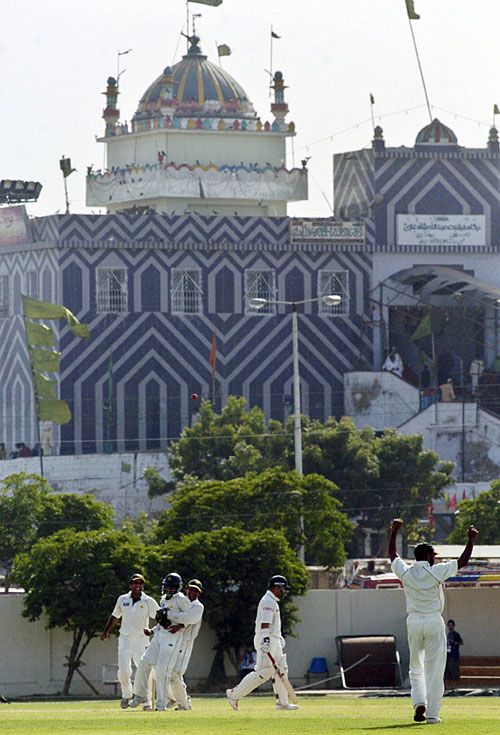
[{"xmin": 248, "ymin": 294, "xmax": 342, "ymax": 562}]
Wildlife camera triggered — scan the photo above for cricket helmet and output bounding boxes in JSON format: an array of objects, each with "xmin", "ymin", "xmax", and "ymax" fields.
[
  {"xmin": 162, "ymin": 572, "xmax": 183, "ymax": 595},
  {"xmin": 269, "ymin": 574, "xmax": 289, "ymax": 589}
]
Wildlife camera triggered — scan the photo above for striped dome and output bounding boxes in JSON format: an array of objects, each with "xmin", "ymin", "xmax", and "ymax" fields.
[
  {"xmin": 135, "ymin": 36, "xmax": 256, "ymax": 120},
  {"xmin": 415, "ymin": 118, "xmax": 458, "ymax": 147}
]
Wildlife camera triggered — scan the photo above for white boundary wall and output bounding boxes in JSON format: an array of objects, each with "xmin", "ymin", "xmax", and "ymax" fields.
[{"xmin": 1, "ymin": 588, "xmax": 498, "ymax": 697}]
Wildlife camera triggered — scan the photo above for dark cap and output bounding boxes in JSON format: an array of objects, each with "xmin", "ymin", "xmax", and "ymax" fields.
[{"xmin": 187, "ymin": 578, "xmax": 203, "ymax": 592}]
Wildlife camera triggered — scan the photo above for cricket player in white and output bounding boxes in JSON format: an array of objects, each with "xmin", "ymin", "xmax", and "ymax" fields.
[
  {"xmin": 129, "ymin": 572, "xmax": 190, "ymax": 711},
  {"xmin": 226, "ymin": 575, "xmax": 298, "ymax": 711},
  {"xmin": 100, "ymin": 573, "xmax": 159, "ymax": 709},
  {"xmin": 166, "ymin": 578, "xmax": 205, "ymax": 710},
  {"xmin": 389, "ymin": 519, "xmax": 478, "ymax": 724}
]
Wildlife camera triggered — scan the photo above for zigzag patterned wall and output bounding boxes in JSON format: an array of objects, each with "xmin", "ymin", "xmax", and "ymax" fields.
[{"xmin": 3, "ymin": 213, "xmax": 373, "ymax": 454}]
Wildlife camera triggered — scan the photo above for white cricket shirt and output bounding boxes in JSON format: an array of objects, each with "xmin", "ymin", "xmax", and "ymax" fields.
[
  {"xmin": 111, "ymin": 592, "xmax": 159, "ymax": 636},
  {"xmin": 254, "ymin": 590, "xmax": 282, "ymax": 638},
  {"xmin": 391, "ymin": 558, "xmax": 458, "ymax": 614},
  {"xmin": 169, "ymin": 598, "xmax": 204, "ymax": 643}
]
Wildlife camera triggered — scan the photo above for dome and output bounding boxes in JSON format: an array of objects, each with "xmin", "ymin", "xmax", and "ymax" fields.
[
  {"xmin": 415, "ymin": 118, "xmax": 458, "ymax": 147},
  {"xmin": 134, "ymin": 36, "xmax": 256, "ymax": 121}
]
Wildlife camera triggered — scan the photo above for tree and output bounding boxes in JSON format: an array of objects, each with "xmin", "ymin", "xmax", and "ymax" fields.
[
  {"xmin": 0, "ymin": 473, "xmax": 51, "ymax": 592},
  {"xmin": 156, "ymin": 468, "xmax": 352, "ymax": 567},
  {"xmin": 14, "ymin": 529, "xmax": 149, "ymax": 695},
  {"xmin": 447, "ymin": 483, "xmax": 500, "ymax": 544},
  {"xmin": 145, "ymin": 526, "xmax": 308, "ymax": 685},
  {"xmin": 38, "ymin": 492, "xmax": 114, "ymax": 538}
]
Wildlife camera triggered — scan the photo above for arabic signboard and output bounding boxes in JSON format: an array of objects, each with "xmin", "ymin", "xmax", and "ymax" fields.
[
  {"xmin": 397, "ymin": 214, "xmax": 486, "ymax": 247},
  {"xmin": 0, "ymin": 205, "xmax": 32, "ymax": 246},
  {"xmin": 290, "ymin": 219, "xmax": 365, "ymax": 244}
]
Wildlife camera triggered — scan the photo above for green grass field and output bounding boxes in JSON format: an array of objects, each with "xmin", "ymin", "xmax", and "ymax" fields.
[{"xmin": 3, "ymin": 696, "xmax": 499, "ymax": 735}]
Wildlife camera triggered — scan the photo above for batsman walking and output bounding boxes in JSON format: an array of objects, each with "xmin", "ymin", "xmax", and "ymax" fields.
[{"xmin": 226, "ymin": 575, "xmax": 298, "ymax": 711}]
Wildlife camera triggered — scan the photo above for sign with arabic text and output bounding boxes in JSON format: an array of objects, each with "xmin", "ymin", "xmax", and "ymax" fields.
[
  {"xmin": 290, "ymin": 219, "xmax": 365, "ymax": 244},
  {"xmin": 397, "ymin": 214, "xmax": 486, "ymax": 247}
]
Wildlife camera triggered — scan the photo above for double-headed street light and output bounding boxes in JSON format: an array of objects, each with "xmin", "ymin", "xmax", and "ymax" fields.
[{"xmin": 248, "ymin": 294, "xmax": 342, "ymax": 562}]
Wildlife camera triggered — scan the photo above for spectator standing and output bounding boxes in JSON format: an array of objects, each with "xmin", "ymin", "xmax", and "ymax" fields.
[
  {"xmin": 444, "ymin": 619, "xmax": 463, "ymax": 688},
  {"xmin": 439, "ymin": 379, "xmax": 455, "ymax": 402},
  {"xmin": 239, "ymin": 646, "xmax": 257, "ymax": 682}
]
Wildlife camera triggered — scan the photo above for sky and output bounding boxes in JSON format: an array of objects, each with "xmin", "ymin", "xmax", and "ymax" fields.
[{"xmin": 2, "ymin": 0, "xmax": 500, "ymax": 219}]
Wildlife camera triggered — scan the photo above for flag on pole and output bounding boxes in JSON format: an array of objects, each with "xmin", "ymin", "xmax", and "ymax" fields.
[
  {"xmin": 271, "ymin": 30, "xmax": 281, "ymax": 39},
  {"xmin": 59, "ymin": 156, "xmax": 76, "ymax": 178},
  {"xmin": 410, "ymin": 312, "xmax": 432, "ymax": 342},
  {"xmin": 217, "ymin": 43, "xmax": 231, "ymax": 57},
  {"xmin": 188, "ymin": 0, "xmax": 223, "ymax": 6},
  {"xmin": 25, "ymin": 320, "xmax": 55, "ymax": 347},
  {"xmin": 31, "ymin": 349, "xmax": 61, "ymax": 372},
  {"xmin": 37, "ymin": 399, "xmax": 72, "ymax": 424},
  {"xmin": 33, "ymin": 371, "xmax": 58, "ymax": 400},
  {"xmin": 370, "ymin": 93, "xmax": 375, "ymax": 105},
  {"xmin": 449, "ymin": 493, "xmax": 457, "ymax": 510},
  {"xmin": 22, "ymin": 295, "xmax": 90, "ymax": 338},
  {"xmin": 209, "ymin": 332, "xmax": 217, "ymax": 377},
  {"xmin": 444, "ymin": 491, "xmax": 450, "ymax": 510},
  {"xmin": 494, "ymin": 104, "xmax": 500, "ymax": 115},
  {"xmin": 405, "ymin": 0, "xmax": 420, "ymax": 19}
]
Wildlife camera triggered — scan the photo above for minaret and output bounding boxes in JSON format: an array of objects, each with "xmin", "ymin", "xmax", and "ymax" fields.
[
  {"xmin": 372, "ymin": 125, "xmax": 385, "ymax": 153},
  {"xmin": 488, "ymin": 126, "xmax": 499, "ymax": 154},
  {"xmin": 270, "ymin": 71, "xmax": 288, "ymax": 123},
  {"xmin": 102, "ymin": 77, "xmax": 120, "ymax": 136},
  {"xmin": 159, "ymin": 67, "xmax": 176, "ymax": 113}
]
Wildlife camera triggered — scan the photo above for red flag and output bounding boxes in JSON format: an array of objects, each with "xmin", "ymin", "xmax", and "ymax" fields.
[
  {"xmin": 449, "ymin": 493, "xmax": 457, "ymax": 509},
  {"xmin": 209, "ymin": 332, "xmax": 217, "ymax": 376},
  {"xmin": 427, "ymin": 504, "xmax": 434, "ymax": 529}
]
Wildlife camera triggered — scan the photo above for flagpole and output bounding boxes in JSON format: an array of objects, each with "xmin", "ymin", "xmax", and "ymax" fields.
[
  {"xmin": 186, "ymin": 0, "xmax": 190, "ymax": 50},
  {"xmin": 406, "ymin": 14, "xmax": 432, "ymax": 123},
  {"xmin": 370, "ymin": 95, "xmax": 375, "ymax": 132},
  {"xmin": 269, "ymin": 26, "xmax": 274, "ymax": 98},
  {"xmin": 21, "ymin": 302, "xmax": 44, "ymax": 477}
]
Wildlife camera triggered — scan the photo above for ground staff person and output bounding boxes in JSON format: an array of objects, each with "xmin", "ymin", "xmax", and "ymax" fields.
[
  {"xmin": 389, "ymin": 519, "xmax": 478, "ymax": 724},
  {"xmin": 100, "ymin": 573, "xmax": 159, "ymax": 709},
  {"xmin": 226, "ymin": 575, "xmax": 298, "ymax": 711}
]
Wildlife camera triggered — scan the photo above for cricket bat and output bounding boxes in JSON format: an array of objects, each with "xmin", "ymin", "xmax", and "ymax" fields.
[{"xmin": 266, "ymin": 652, "xmax": 298, "ymax": 704}]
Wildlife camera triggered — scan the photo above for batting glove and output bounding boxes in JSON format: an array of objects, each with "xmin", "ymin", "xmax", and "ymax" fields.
[{"xmin": 260, "ymin": 636, "xmax": 271, "ymax": 654}]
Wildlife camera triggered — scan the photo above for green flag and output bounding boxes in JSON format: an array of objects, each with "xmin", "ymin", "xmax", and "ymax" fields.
[
  {"xmin": 33, "ymin": 371, "xmax": 57, "ymax": 400},
  {"xmin": 121, "ymin": 461, "xmax": 132, "ymax": 473},
  {"xmin": 59, "ymin": 156, "xmax": 76, "ymax": 178},
  {"xmin": 22, "ymin": 295, "xmax": 90, "ymax": 339},
  {"xmin": 494, "ymin": 104, "xmax": 500, "ymax": 116},
  {"xmin": 25, "ymin": 320, "xmax": 55, "ymax": 347},
  {"xmin": 405, "ymin": 0, "xmax": 420, "ymax": 19},
  {"xmin": 37, "ymin": 399, "xmax": 72, "ymax": 425},
  {"xmin": 188, "ymin": 0, "xmax": 223, "ymax": 6},
  {"xmin": 31, "ymin": 348, "xmax": 61, "ymax": 372},
  {"xmin": 410, "ymin": 312, "xmax": 432, "ymax": 342},
  {"xmin": 217, "ymin": 44, "xmax": 231, "ymax": 57}
]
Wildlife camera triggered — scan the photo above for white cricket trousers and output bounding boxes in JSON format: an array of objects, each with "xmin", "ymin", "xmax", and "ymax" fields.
[
  {"xmin": 229, "ymin": 636, "xmax": 290, "ymax": 706},
  {"xmin": 407, "ymin": 612, "xmax": 447, "ymax": 720},
  {"xmin": 134, "ymin": 630, "xmax": 182, "ymax": 707},
  {"xmin": 117, "ymin": 633, "xmax": 149, "ymax": 700},
  {"xmin": 169, "ymin": 637, "xmax": 195, "ymax": 708}
]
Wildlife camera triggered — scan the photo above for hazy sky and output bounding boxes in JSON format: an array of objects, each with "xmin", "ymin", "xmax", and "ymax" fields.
[{"xmin": 2, "ymin": 0, "xmax": 500, "ymax": 219}]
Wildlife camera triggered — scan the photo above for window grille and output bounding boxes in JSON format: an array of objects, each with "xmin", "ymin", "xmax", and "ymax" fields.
[
  {"xmin": 0, "ymin": 275, "xmax": 9, "ymax": 317},
  {"xmin": 26, "ymin": 270, "xmax": 39, "ymax": 300},
  {"xmin": 319, "ymin": 270, "xmax": 349, "ymax": 315},
  {"xmin": 96, "ymin": 267, "xmax": 127, "ymax": 312},
  {"xmin": 171, "ymin": 269, "xmax": 202, "ymax": 314},
  {"xmin": 245, "ymin": 269, "xmax": 276, "ymax": 314}
]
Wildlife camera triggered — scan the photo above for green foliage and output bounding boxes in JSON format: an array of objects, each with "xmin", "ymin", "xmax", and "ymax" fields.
[
  {"xmin": 156, "ymin": 468, "xmax": 352, "ymax": 567},
  {"xmin": 120, "ymin": 511, "xmax": 159, "ymax": 545},
  {"xmin": 145, "ymin": 526, "xmax": 308, "ymax": 674},
  {"xmin": 38, "ymin": 493, "xmax": 114, "ymax": 538},
  {"xmin": 14, "ymin": 528, "xmax": 149, "ymax": 694},
  {"xmin": 0, "ymin": 473, "xmax": 52, "ymax": 592},
  {"xmin": 447, "ymin": 483, "xmax": 500, "ymax": 544}
]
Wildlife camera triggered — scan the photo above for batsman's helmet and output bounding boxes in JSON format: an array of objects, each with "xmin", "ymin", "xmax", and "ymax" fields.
[
  {"xmin": 269, "ymin": 574, "xmax": 289, "ymax": 589},
  {"xmin": 162, "ymin": 572, "xmax": 183, "ymax": 595}
]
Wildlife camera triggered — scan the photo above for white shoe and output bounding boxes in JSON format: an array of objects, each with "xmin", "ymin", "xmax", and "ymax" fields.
[
  {"xmin": 276, "ymin": 703, "xmax": 299, "ymax": 710},
  {"xmin": 166, "ymin": 700, "xmax": 177, "ymax": 710},
  {"xmin": 128, "ymin": 695, "xmax": 147, "ymax": 708},
  {"xmin": 426, "ymin": 718, "xmax": 442, "ymax": 724},
  {"xmin": 142, "ymin": 704, "xmax": 152, "ymax": 711},
  {"xmin": 176, "ymin": 703, "xmax": 192, "ymax": 710},
  {"xmin": 226, "ymin": 688, "xmax": 239, "ymax": 711},
  {"xmin": 156, "ymin": 704, "xmax": 166, "ymax": 711}
]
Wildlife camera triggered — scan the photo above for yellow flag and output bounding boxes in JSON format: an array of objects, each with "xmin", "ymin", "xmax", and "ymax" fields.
[
  {"xmin": 31, "ymin": 349, "xmax": 61, "ymax": 372},
  {"xmin": 22, "ymin": 295, "xmax": 90, "ymax": 339},
  {"xmin": 37, "ymin": 399, "xmax": 72, "ymax": 425},
  {"xmin": 33, "ymin": 371, "xmax": 57, "ymax": 400},
  {"xmin": 25, "ymin": 320, "xmax": 55, "ymax": 347}
]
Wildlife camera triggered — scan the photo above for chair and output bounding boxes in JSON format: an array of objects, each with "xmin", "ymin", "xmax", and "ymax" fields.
[
  {"xmin": 335, "ymin": 635, "xmax": 402, "ymax": 689},
  {"xmin": 305, "ymin": 657, "xmax": 330, "ymax": 688}
]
